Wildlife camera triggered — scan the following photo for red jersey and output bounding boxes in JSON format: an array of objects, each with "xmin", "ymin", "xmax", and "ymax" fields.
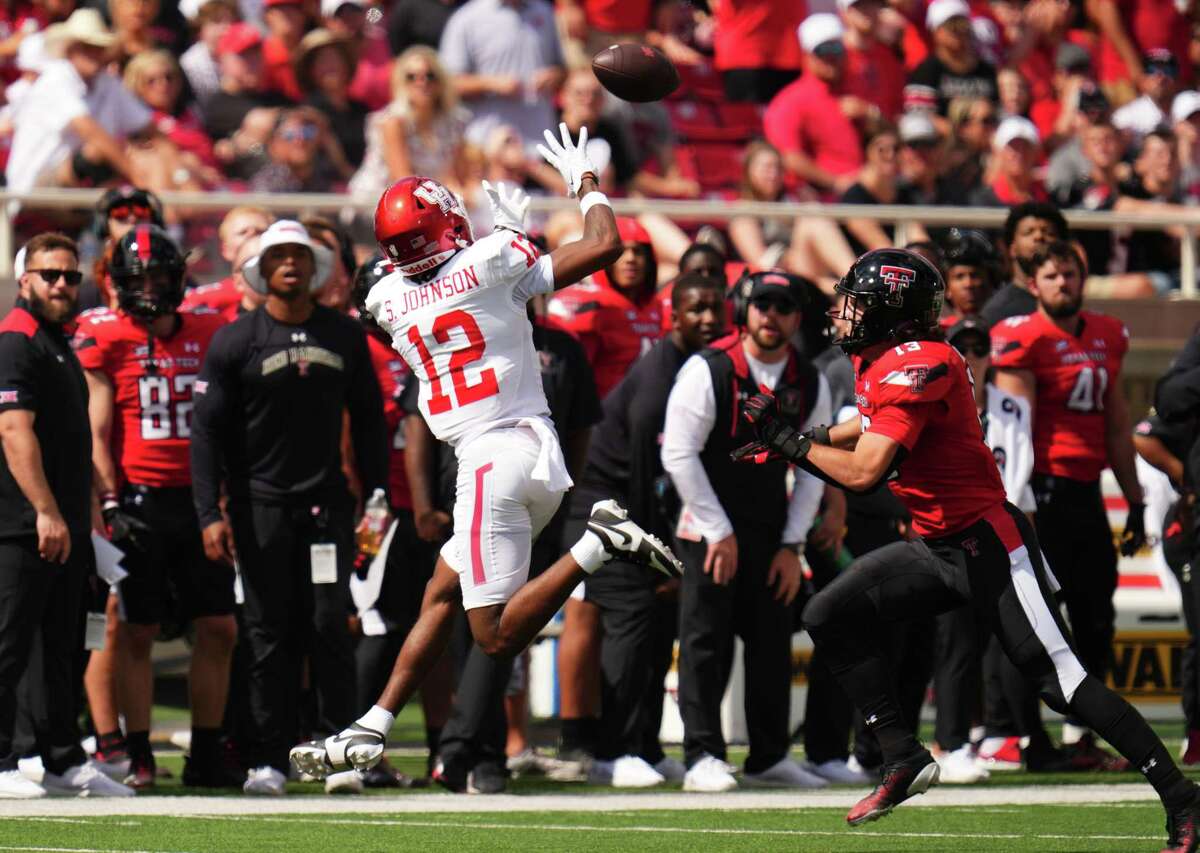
[
  {"xmin": 585, "ymin": 0, "xmax": 653, "ymax": 32},
  {"xmin": 547, "ymin": 280, "xmax": 662, "ymax": 399},
  {"xmin": 764, "ymin": 74, "xmax": 863, "ymax": 180},
  {"xmin": 182, "ymin": 277, "xmax": 240, "ymax": 315},
  {"xmin": 989, "ymin": 310, "xmax": 1128, "ymax": 482},
  {"xmin": 1096, "ymin": 0, "xmax": 1191, "ymax": 85},
  {"xmin": 73, "ymin": 308, "xmax": 225, "ymax": 488},
  {"xmin": 844, "ymin": 41, "xmax": 905, "ymax": 121},
  {"xmin": 713, "ymin": 0, "xmax": 805, "ymax": 72},
  {"xmin": 366, "ymin": 333, "xmax": 413, "ymax": 510},
  {"xmin": 855, "ymin": 339, "xmax": 1005, "ymax": 537}
]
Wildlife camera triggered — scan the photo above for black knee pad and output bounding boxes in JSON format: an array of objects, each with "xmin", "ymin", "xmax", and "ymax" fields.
[{"xmin": 800, "ymin": 592, "xmax": 833, "ymax": 637}]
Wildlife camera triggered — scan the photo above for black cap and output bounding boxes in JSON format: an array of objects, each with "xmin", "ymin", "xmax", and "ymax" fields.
[
  {"xmin": 1144, "ymin": 49, "xmax": 1178, "ymax": 76},
  {"xmin": 947, "ymin": 316, "xmax": 991, "ymax": 347},
  {"xmin": 1056, "ymin": 42, "xmax": 1092, "ymax": 73},
  {"xmin": 748, "ymin": 270, "xmax": 808, "ymax": 306}
]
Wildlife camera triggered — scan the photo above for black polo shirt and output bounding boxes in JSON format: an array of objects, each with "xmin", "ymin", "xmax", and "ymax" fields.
[{"xmin": 0, "ymin": 299, "xmax": 91, "ymax": 540}]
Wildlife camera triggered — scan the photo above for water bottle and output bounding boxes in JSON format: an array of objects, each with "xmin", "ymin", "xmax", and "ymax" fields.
[{"xmin": 357, "ymin": 488, "xmax": 390, "ymax": 558}]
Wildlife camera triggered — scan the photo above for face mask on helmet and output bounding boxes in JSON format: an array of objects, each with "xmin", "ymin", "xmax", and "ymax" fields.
[
  {"xmin": 352, "ymin": 254, "xmax": 394, "ymax": 342},
  {"xmin": 829, "ymin": 250, "xmax": 945, "ymax": 353},
  {"xmin": 114, "ymin": 266, "xmax": 184, "ymax": 319}
]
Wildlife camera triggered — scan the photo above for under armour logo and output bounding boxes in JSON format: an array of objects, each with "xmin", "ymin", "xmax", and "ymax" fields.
[
  {"xmin": 184, "ymin": 341, "xmax": 200, "ymax": 353},
  {"xmin": 963, "ymin": 537, "xmax": 980, "ymax": 557},
  {"xmin": 865, "ymin": 715, "xmax": 879, "ymax": 726},
  {"xmin": 291, "ymin": 332, "xmax": 307, "ymax": 343},
  {"xmin": 1142, "ymin": 758, "xmax": 1158, "ymax": 773}
]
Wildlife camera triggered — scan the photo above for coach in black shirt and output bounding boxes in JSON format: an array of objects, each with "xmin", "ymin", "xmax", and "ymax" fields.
[
  {"xmin": 191, "ymin": 220, "xmax": 388, "ymax": 792},
  {"xmin": 0, "ymin": 233, "xmax": 118, "ymax": 797}
]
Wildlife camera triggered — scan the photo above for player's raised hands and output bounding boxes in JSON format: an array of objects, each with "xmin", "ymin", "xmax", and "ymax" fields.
[
  {"xmin": 482, "ymin": 180, "xmax": 531, "ymax": 234},
  {"xmin": 536, "ymin": 122, "xmax": 597, "ymax": 197}
]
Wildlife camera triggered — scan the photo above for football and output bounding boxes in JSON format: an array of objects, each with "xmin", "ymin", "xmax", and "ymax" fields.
[{"xmin": 591, "ymin": 43, "xmax": 680, "ymax": 103}]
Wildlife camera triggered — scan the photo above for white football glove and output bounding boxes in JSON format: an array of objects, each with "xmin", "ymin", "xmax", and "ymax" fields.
[
  {"xmin": 536, "ymin": 122, "xmax": 597, "ymax": 197},
  {"xmin": 482, "ymin": 179, "xmax": 531, "ymax": 233}
]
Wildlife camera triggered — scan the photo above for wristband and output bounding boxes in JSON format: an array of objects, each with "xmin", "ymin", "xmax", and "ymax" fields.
[{"xmin": 580, "ymin": 191, "xmax": 610, "ymax": 218}]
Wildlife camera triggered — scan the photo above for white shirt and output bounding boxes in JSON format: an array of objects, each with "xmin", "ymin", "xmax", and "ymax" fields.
[
  {"xmin": 1112, "ymin": 94, "xmax": 1166, "ymax": 140},
  {"xmin": 6, "ymin": 60, "xmax": 151, "ymax": 191},
  {"xmin": 661, "ymin": 348, "xmax": 832, "ymax": 545},
  {"xmin": 983, "ymin": 382, "xmax": 1035, "ymax": 513},
  {"xmin": 366, "ymin": 228, "xmax": 558, "ymax": 452}
]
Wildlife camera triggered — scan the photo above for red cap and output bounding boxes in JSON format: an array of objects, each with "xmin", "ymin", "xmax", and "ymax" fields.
[
  {"xmin": 216, "ymin": 21, "xmax": 262, "ymax": 56},
  {"xmin": 264, "ymin": 0, "xmax": 304, "ymax": 7},
  {"xmin": 616, "ymin": 217, "xmax": 651, "ymax": 245}
]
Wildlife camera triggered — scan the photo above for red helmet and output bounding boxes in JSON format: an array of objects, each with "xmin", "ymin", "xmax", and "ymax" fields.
[{"xmin": 374, "ymin": 176, "xmax": 474, "ymax": 277}]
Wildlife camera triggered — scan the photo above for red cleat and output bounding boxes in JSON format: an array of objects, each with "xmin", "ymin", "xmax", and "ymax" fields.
[
  {"xmin": 1162, "ymin": 789, "xmax": 1200, "ymax": 853},
  {"xmin": 846, "ymin": 750, "xmax": 940, "ymax": 826},
  {"xmin": 1064, "ymin": 733, "xmax": 1131, "ymax": 772},
  {"xmin": 1183, "ymin": 731, "xmax": 1200, "ymax": 766}
]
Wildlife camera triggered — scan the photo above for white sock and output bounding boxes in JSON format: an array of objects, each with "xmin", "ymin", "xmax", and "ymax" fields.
[
  {"xmin": 570, "ymin": 530, "xmax": 611, "ymax": 574},
  {"xmin": 356, "ymin": 705, "xmax": 395, "ymax": 735}
]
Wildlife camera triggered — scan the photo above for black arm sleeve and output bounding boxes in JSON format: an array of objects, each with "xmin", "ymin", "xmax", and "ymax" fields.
[
  {"xmin": 1156, "ymin": 330, "xmax": 1200, "ymax": 423},
  {"xmin": 346, "ymin": 329, "xmax": 390, "ymax": 502},
  {"xmin": 191, "ymin": 328, "xmax": 235, "ymax": 527}
]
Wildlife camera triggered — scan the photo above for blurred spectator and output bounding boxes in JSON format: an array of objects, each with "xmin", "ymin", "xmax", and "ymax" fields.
[
  {"xmin": 840, "ymin": 0, "xmax": 903, "ymax": 121},
  {"xmin": 841, "ymin": 121, "xmax": 929, "ymax": 254},
  {"xmin": 302, "ymin": 213, "xmax": 355, "ymax": 312},
  {"xmin": 727, "ymin": 139, "xmax": 857, "ymax": 284},
  {"xmin": 905, "ymin": 0, "xmax": 998, "ymax": 116},
  {"xmin": 712, "ymin": 0, "xmax": 804, "ymax": 103},
  {"xmin": 1018, "ymin": 0, "xmax": 1082, "ymax": 144},
  {"xmin": 997, "ymin": 68, "xmax": 1032, "ymax": 121},
  {"xmin": 108, "ymin": 0, "xmax": 167, "ymax": 64},
  {"xmin": 438, "ymin": 0, "xmax": 564, "ymax": 148},
  {"xmin": 1046, "ymin": 81, "xmax": 1112, "ymax": 197},
  {"xmin": 1053, "ymin": 119, "xmax": 1126, "ymax": 274},
  {"xmin": 764, "ymin": 14, "xmax": 863, "ymax": 195},
  {"xmin": 971, "ymin": 115, "xmax": 1047, "ymax": 205},
  {"xmin": 1112, "ymin": 50, "xmax": 1178, "ymax": 141},
  {"xmin": 322, "ymin": 0, "xmax": 391, "ymax": 110},
  {"xmin": 295, "ymin": 28, "xmax": 368, "ymax": 166},
  {"xmin": 179, "ymin": 0, "xmax": 238, "ymax": 107},
  {"xmin": 202, "ymin": 22, "xmax": 287, "ymax": 148},
  {"xmin": 1124, "ymin": 129, "xmax": 1184, "ymax": 283},
  {"xmin": 939, "ymin": 228, "xmax": 1000, "ymax": 324},
  {"xmin": 897, "ymin": 111, "xmax": 964, "ymax": 205},
  {"xmin": 1086, "ymin": 0, "xmax": 1191, "ymax": 105},
  {"xmin": 558, "ymin": 0, "xmax": 700, "ymax": 69},
  {"xmin": 181, "ymin": 205, "xmax": 273, "ymax": 314},
  {"xmin": 979, "ymin": 201, "xmax": 1068, "ymax": 325},
  {"xmin": 249, "ymin": 107, "xmax": 351, "ymax": 192},
  {"xmin": 942, "ymin": 96, "xmax": 998, "ymax": 191},
  {"xmin": 556, "ymin": 68, "xmax": 635, "ymax": 192},
  {"xmin": 261, "ymin": 0, "xmax": 307, "ymax": 101},
  {"xmin": 387, "ymin": 0, "xmax": 462, "ymax": 57},
  {"xmin": 1173, "ymin": 90, "xmax": 1200, "ymax": 197},
  {"xmin": 124, "ymin": 50, "xmax": 219, "ymax": 173},
  {"xmin": 349, "ymin": 45, "xmax": 467, "ymax": 200},
  {"xmin": 6, "ymin": 9, "xmax": 151, "ymax": 192}
]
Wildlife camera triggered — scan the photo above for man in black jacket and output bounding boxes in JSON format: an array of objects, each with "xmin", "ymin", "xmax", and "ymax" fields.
[
  {"xmin": 190, "ymin": 221, "xmax": 389, "ymax": 796},
  {"xmin": 570, "ymin": 273, "xmax": 725, "ymax": 786}
]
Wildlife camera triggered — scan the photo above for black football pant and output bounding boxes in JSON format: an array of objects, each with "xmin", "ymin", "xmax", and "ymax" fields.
[
  {"xmin": 677, "ymin": 525, "xmax": 793, "ymax": 773},
  {"xmin": 1163, "ymin": 501, "xmax": 1200, "ymax": 729},
  {"xmin": 802, "ymin": 502, "xmax": 1194, "ymax": 810},
  {"xmin": 0, "ymin": 538, "xmax": 88, "ymax": 774},
  {"xmin": 933, "ymin": 604, "xmax": 983, "ymax": 752},
  {"xmin": 229, "ymin": 498, "xmax": 357, "ymax": 773}
]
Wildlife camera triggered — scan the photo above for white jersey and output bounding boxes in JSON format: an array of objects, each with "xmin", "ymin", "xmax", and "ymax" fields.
[
  {"xmin": 983, "ymin": 382, "xmax": 1035, "ymax": 513},
  {"xmin": 365, "ymin": 230, "xmax": 555, "ymax": 448}
]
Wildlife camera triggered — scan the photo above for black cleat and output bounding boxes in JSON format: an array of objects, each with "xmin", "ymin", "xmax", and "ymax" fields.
[
  {"xmin": 586, "ymin": 500, "xmax": 683, "ymax": 577},
  {"xmin": 846, "ymin": 749, "xmax": 940, "ymax": 826},
  {"xmin": 1163, "ymin": 788, "xmax": 1200, "ymax": 853}
]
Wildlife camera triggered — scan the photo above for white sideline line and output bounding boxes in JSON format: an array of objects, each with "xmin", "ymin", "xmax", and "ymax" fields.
[
  {"xmin": 0, "ymin": 784, "xmax": 1162, "ymax": 817},
  {"xmin": 0, "ymin": 847, "xmax": 188, "ymax": 853}
]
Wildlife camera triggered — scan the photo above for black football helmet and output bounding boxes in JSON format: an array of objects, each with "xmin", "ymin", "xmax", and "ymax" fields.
[
  {"xmin": 109, "ymin": 224, "xmax": 187, "ymax": 319},
  {"xmin": 352, "ymin": 253, "xmax": 393, "ymax": 343},
  {"xmin": 942, "ymin": 228, "xmax": 999, "ymax": 281},
  {"xmin": 831, "ymin": 248, "xmax": 945, "ymax": 353}
]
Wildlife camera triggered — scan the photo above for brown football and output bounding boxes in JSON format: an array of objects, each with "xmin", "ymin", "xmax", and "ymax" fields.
[{"xmin": 592, "ymin": 43, "xmax": 680, "ymax": 103}]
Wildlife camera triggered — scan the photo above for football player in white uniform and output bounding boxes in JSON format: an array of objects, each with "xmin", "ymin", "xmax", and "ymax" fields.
[{"xmin": 290, "ymin": 125, "xmax": 683, "ymax": 779}]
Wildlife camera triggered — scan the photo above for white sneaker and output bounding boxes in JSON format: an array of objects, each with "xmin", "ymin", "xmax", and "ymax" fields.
[
  {"xmin": 683, "ymin": 754, "xmax": 738, "ymax": 792},
  {"xmin": 324, "ymin": 769, "xmax": 363, "ymax": 794},
  {"xmin": 243, "ymin": 765, "xmax": 286, "ymax": 795},
  {"xmin": 41, "ymin": 761, "xmax": 135, "ymax": 797},
  {"xmin": 654, "ymin": 756, "xmax": 687, "ymax": 783},
  {"xmin": 588, "ymin": 755, "xmax": 664, "ymax": 788},
  {"xmin": 0, "ymin": 768, "xmax": 45, "ymax": 798},
  {"xmin": 169, "ymin": 731, "xmax": 191, "ymax": 753},
  {"xmin": 586, "ymin": 500, "xmax": 684, "ymax": 577},
  {"xmin": 89, "ymin": 753, "xmax": 130, "ymax": 782},
  {"xmin": 803, "ymin": 758, "xmax": 871, "ymax": 785},
  {"xmin": 506, "ymin": 748, "xmax": 543, "ymax": 778},
  {"xmin": 936, "ymin": 745, "xmax": 990, "ymax": 784},
  {"xmin": 17, "ymin": 756, "xmax": 43, "ymax": 783},
  {"xmin": 743, "ymin": 757, "xmax": 829, "ymax": 789}
]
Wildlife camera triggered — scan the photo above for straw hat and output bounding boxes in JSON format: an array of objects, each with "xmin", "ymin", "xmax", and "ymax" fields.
[
  {"xmin": 43, "ymin": 9, "xmax": 117, "ymax": 58},
  {"xmin": 293, "ymin": 28, "xmax": 355, "ymax": 91}
]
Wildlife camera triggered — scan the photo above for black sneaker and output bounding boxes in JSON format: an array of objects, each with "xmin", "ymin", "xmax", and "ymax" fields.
[
  {"xmin": 466, "ymin": 761, "xmax": 507, "ymax": 794},
  {"xmin": 123, "ymin": 752, "xmax": 155, "ymax": 790},
  {"xmin": 586, "ymin": 500, "xmax": 683, "ymax": 577},
  {"xmin": 362, "ymin": 760, "xmax": 423, "ymax": 789},
  {"xmin": 431, "ymin": 756, "xmax": 468, "ymax": 793},
  {"xmin": 1163, "ymin": 788, "xmax": 1200, "ymax": 853},
  {"xmin": 846, "ymin": 749, "xmax": 940, "ymax": 826},
  {"xmin": 182, "ymin": 752, "xmax": 244, "ymax": 788},
  {"xmin": 1022, "ymin": 741, "xmax": 1077, "ymax": 773}
]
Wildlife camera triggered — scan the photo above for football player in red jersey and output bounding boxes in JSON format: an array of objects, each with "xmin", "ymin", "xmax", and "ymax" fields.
[
  {"xmin": 74, "ymin": 225, "xmax": 239, "ymax": 789},
  {"xmin": 990, "ymin": 241, "xmax": 1146, "ymax": 767},
  {"xmin": 739, "ymin": 248, "xmax": 1200, "ymax": 851},
  {"xmin": 180, "ymin": 206, "xmax": 273, "ymax": 315}
]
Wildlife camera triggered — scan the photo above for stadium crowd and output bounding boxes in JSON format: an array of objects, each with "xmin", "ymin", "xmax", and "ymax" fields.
[{"xmin": 0, "ymin": 0, "xmax": 1199, "ymax": 809}]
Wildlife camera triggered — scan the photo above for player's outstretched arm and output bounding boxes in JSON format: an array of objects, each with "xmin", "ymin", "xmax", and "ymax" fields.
[{"xmin": 537, "ymin": 123, "xmax": 622, "ymax": 289}]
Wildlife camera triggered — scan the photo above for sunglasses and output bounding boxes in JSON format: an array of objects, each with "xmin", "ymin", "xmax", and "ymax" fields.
[
  {"xmin": 405, "ymin": 71, "xmax": 437, "ymax": 83},
  {"xmin": 751, "ymin": 297, "xmax": 797, "ymax": 315},
  {"xmin": 29, "ymin": 268, "xmax": 83, "ymax": 286},
  {"xmin": 108, "ymin": 202, "xmax": 153, "ymax": 221},
  {"xmin": 970, "ymin": 114, "xmax": 999, "ymax": 127},
  {"xmin": 281, "ymin": 124, "xmax": 318, "ymax": 142},
  {"xmin": 952, "ymin": 340, "xmax": 990, "ymax": 358}
]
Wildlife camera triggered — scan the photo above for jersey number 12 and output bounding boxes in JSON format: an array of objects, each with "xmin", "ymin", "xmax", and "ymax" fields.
[{"xmin": 407, "ymin": 310, "xmax": 500, "ymax": 415}]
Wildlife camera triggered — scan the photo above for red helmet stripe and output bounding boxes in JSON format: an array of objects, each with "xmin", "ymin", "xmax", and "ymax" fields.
[{"xmin": 135, "ymin": 225, "xmax": 151, "ymax": 262}]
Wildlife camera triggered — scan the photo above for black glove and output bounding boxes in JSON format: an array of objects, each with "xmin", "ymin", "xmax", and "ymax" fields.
[
  {"xmin": 733, "ymin": 393, "xmax": 812, "ymax": 464},
  {"xmin": 102, "ymin": 501, "xmax": 152, "ymax": 551},
  {"xmin": 803, "ymin": 424, "xmax": 831, "ymax": 446},
  {"xmin": 1120, "ymin": 503, "xmax": 1147, "ymax": 557}
]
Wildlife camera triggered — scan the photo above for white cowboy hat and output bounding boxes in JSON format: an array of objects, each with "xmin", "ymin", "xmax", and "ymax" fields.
[
  {"xmin": 242, "ymin": 220, "xmax": 333, "ymax": 294},
  {"xmin": 43, "ymin": 9, "xmax": 117, "ymax": 58}
]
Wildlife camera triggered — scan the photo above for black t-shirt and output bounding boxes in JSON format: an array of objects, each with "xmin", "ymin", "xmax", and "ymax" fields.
[
  {"xmin": 839, "ymin": 182, "xmax": 923, "ymax": 257},
  {"xmin": 306, "ymin": 92, "xmax": 370, "ymax": 168},
  {"xmin": 1053, "ymin": 178, "xmax": 1121, "ymax": 276},
  {"xmin": 556, "ymin": 116, "xmax": 639, "ymax": 189},
  {"xmin": 0, "ymin": 301, "xmax": 92, "ymax": 539},
  {"xmin": 190, "ymin": 304, "xmax": 388, "ymax": 524},
  {"xmin": 387, "ymin": 0, "xmax": 463, "ymax": 55},
  {"xmin": 202, "ymin": 90, "xmax": 290, "ymax": 142},
  {"xmin": 1120, "ymin": 176, "xmax": 1180, "ymax": 274},
  {"xmin": 907, "ymin": 56, "xmax": 998, "ymax": 115},
  {"xmin": 979, "ymin": 281, "xmax": 1038, "ymax": 326}
]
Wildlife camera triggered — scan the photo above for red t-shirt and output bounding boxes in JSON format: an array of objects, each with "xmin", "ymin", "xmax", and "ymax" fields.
[
  {"xmin": 713, "ymin": 0, "xmax": 805, "ymax": 72},
  {"xmin": 844, "ymin": 41, "xmax": 905, "ymax": 120},
  {"xmin": 152, "ymin": 109, "xmax": 217, "ymax": 168},
  {"xmin": 366, "ymin": 333, "xmax": 413, "ymax": 510},
  {"xmin": 585, "ymin": 0, "xmax": 653, "ymax": 32},
  {"xmin": 182, "ymin": 277, "xmax": 240, "ymax": 315},
  {"xmin": 990, "ymin": 310, "xmax": 1129, "ymax": 482},
  {"xmin": 764, "ymin": 74, "xmax": 863, "ymax": 178},
  {"xmin": 263, "ymin": 36, "xmax": 302, "ymax": 102},
  {"xmin": 855, "ymin": 339, "xmax": 1005, "ymax": 536},
  {"xmin": 547, "ymin": 277, "xmax": 662, "ymax": 399},
  {"xmin": 348, "ymin": 30, "xmax": 393, "ymax": 111},
  {"xmin": 1096, "ymin": 0, "xmax": 1192, "ymax": 85},
  {"xmin": 73, "ymin": 308, "xmax": 225, "ymax": 488}
]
